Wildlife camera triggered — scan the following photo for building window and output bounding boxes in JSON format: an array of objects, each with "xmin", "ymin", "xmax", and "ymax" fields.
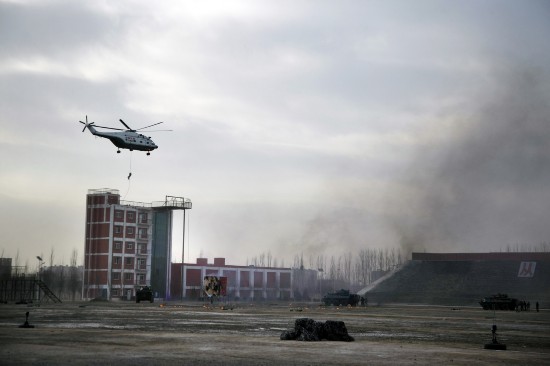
[
  {"xmin": 137, "ymin": 274, "xmax": 145, "ymax": 283},
  {"xmin": 125, "ymin": 257, "xmax": 133, "ymax": 265},
  {"xmin": 139, "ymin": 228, "xmax": 147, "ymax": 239},
  {"xmin": 126, "ymin": 242, "xmax": 133, "ymax": 250},
  {"xmin": 114, "ymin": 226, "xmax": 122, "ymax": 234},
  {"xmin": 137, "ymin": 258, "xmax": 146, "ymax": 267},
  {"xmin": 114, "ymin": 242, "xmax": 122, "ymax": 250},
  {"xmin": 114, "ymin": 257, "xmax": 121, "ymax": 264},
  {"xmin": 112, "ymin": 289, "xmax": 119, "ymax": 296},
  {"xmin": 115, "ymin": 211, "xmax": 123, "ymax": 219},
  {"xmin": 125, "ymin": 273, "xmax": 133, "ymax": 281},
  {"xmin": 113, "ymin": 273, "xmax": 120, "ymax": 280},
  {"xmin": 139, "ymin": 213, "xmax": 148, "ymax": 224},
  {"xmin": 138, "ymin": 244, "xmax": 147, "ymax": 254},
  {"xmin": 127, "ymin": 212, "xmax": 135, "ymax": 220},
  {"xmin": 127, "ymin": 227, "xmax": 134, "ymax": 235}
]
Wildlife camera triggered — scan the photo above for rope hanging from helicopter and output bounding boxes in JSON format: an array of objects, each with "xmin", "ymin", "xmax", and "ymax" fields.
[{"xmin": 123, "ymin": 151, "xmax": 133, "ymax": 200}]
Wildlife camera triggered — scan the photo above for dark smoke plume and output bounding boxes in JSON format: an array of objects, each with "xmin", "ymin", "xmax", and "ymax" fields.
[{"xmin": 394, "ymin": 67, "xmax": 550, "ymax": 255}]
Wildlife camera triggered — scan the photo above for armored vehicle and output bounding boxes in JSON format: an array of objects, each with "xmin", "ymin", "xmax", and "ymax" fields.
[
  {"xmin": 322, "ymin": 289, "xmax": 361, "ymax": 306},
  {"xmin": 479, "ymin": 293, "xmax": 518, "ymax": 310},
  {"xmin": 136, "ymin": 286, "xmax": 154, "ymax": 303}
]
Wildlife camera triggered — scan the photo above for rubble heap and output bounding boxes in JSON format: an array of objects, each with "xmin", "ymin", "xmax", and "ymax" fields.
[{"xmin": 280, "ymin": 318, "xmax": 354, "ymax": 342}]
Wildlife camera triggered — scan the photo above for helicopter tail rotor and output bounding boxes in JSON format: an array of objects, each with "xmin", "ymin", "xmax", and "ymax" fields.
[{"xmin": 79, "ymin": 115, "xmax": 95, "ymax": 132}]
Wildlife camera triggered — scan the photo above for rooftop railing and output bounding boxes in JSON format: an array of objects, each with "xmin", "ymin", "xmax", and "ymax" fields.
[{"xmin": 88, "ymin": 188, "xmax": 120, "ymax": 195}]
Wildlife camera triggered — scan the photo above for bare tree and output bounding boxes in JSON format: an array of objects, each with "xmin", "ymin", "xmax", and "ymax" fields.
[
  {"xmin": 56, "ymin": 265, "xmax": 66, "ymax": 299},
  {"xmin": 49, "ymin": 247, "xmax": 55, "ymax": 268},
  {"xmin": 315, "ymin": 255, "xmax": 323, "ymax": 272},
  {"xmin": 14, "ymin": 249, "xmax": 20, "ymax": 276},
  {"xmin": 293, "ymin": 254, "xmax": 300, "ymax": 269},
  {"xmin": 329, "ymin": 255, "xmax": 336, "ymax": 281},
  {"xmin": 343, "ymin": 252, "xmax": 352, "ymax": 286},
  {"xmin": 69, "ymin": 249, "xmax": 80, "ymax": 301},
  {"xmin": 357, "ymin": 249, "xmax": 369, "ymax": 285}
]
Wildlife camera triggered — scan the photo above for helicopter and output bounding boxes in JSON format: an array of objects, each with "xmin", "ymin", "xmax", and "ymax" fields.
[{"xmin": 79, "ymin": 116, "xmax": 169, "ymax": 155}]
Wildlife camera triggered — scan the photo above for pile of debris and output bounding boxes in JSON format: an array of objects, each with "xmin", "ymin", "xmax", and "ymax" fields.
[{"xmin": 280, "ymin": 318, "xmax": 354, "ymax": 342}]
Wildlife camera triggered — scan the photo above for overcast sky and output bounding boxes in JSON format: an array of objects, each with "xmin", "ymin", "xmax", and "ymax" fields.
[{"xmin": 1, "ymin": 0, "xmax": 550, "ymax": 269}]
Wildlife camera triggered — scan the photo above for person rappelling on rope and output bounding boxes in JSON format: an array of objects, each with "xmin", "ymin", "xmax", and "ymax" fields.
[{"xmin": 127, "ymin": 151, "xmax": 133, "ymax": 180}]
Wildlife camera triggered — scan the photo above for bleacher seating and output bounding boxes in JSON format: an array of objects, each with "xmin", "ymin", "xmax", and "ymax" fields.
[{"xmin": 366, "ymin": 257, "xmax": 550, "ymax": 307}]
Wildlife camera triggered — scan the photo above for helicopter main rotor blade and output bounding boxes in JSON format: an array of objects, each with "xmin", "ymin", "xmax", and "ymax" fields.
[
  {"xmin": 141, "ymin": 129, "xmax": 173, "ymax": 132},
  {"xmin": 119, "ymin": 119, "xmax": 132, "ymax": 130},
  {"xmin": 136, "ymin": 121, "xmax": 164, "ymax": 130}
]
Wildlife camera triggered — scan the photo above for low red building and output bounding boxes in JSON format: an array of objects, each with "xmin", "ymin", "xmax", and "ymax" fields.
[{"xmin": 171, "ymin": 258, "xmax": 293, "ymax": 301}]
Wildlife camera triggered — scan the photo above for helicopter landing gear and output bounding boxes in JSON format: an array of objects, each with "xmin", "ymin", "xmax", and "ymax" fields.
[
  {"xmin": 147, "ymin": 152, "xmax": 150, "ymax": 156},
  {"xmin": 117, "ymin": 149, "xmax": 121, "ymax": 154}
]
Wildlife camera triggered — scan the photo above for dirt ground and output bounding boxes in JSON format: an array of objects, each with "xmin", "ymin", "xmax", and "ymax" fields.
[{"xmin": 0, "ymin": 301, "xmax": 548, "ymax": 365}]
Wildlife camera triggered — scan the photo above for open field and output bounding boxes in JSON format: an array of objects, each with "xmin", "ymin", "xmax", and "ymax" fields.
[{"xmin": 0, "ymin": 301, "xmax": 548, "ymax": 365}]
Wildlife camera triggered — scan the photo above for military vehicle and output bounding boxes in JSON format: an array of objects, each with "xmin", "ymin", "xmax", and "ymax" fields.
[
  {"xmin": 136, "ymin": 286, "xmax": 154, "ymax": 303},
  {"xmin": 322, "ymin": 289, "xmax": 362, "ymax": 306},
  {"xmin": 479, "ymin": 293, "xmax": 518, "ymax": 310}
]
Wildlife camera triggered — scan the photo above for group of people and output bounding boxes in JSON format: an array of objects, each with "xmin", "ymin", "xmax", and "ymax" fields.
[{"xmin": 516, "ymin": 300, "xmax": 540, "ymax": 312}]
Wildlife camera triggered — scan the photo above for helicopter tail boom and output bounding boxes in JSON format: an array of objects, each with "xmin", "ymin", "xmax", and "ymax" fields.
[{"xmin": 83, "ymin": 123, "xmax": 98, "ymax": 134}]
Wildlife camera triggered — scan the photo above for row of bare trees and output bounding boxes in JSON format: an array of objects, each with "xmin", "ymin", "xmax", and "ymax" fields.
[
  {"xmin": 39, "ymin": 249, "xmax": 82, "ymax": 301},
  {"xmin": 248, "ymin": 246, "xmax": 404, "ymax": 291},
  {"xmin": 246, "ymin": 251, "xmax": 282, "ymax": 268},
  {"xmin": 304, "ymin": 247, "xmax": 403, "ymax": 288},
  {"xmin": 504, "ymin": 242, "xmax": 550, "ymax": 252}
]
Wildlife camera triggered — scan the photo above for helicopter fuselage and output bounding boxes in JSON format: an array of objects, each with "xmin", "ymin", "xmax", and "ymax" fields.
[{"xmin": 86, "ymin": 125, "xmax": 158, "ymax": 152}]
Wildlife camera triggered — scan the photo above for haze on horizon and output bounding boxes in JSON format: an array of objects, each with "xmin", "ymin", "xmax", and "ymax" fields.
[{"xmin": 1, "ymin": 0, "xmax": 550, "ymax": 269}]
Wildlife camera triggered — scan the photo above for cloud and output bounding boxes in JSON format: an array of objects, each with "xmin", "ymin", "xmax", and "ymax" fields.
[{"xmin": 1, "ymin": 1, "xmax": 550, "ymax": 266}]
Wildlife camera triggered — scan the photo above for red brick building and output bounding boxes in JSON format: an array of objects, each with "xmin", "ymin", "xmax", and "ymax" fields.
[{"xmin": 83, "ymin": 188, "xmax": 191, "ymax": 301}]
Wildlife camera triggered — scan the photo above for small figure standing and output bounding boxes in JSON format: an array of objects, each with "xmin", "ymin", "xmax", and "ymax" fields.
[
  {"xmin": 19, "ymin": 311, "xmax": 34, "ymax": 328},
  {"xmin": 484, "ymin": 323, "xmax": 506, "ymax": 350}
]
